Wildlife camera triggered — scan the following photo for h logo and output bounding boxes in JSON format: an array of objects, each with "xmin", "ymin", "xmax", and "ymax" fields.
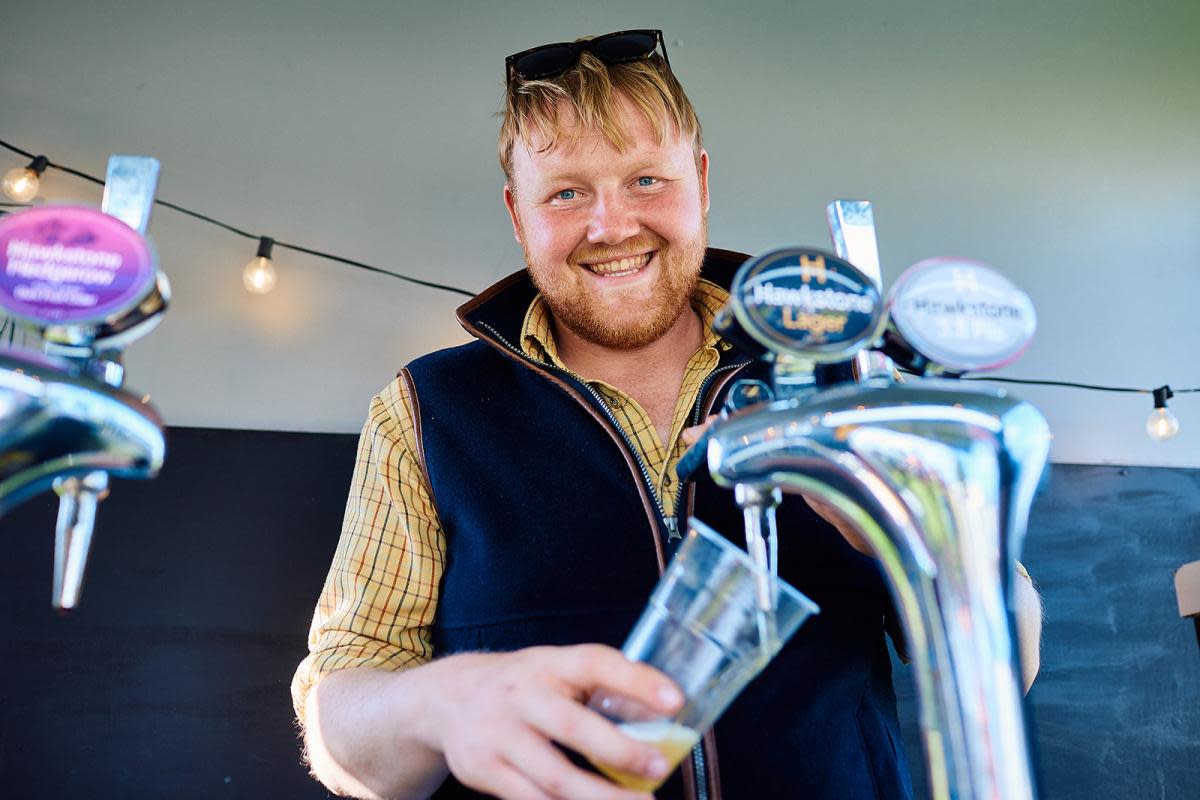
[{"xmin": 800, "ymin": 254, "xmax": 827, "ymax": 284}]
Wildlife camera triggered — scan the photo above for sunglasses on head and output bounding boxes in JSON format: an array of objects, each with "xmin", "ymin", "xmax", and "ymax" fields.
[{"xmin": 505, "ymin": 29, "xmax": 670, "ymax": 82}]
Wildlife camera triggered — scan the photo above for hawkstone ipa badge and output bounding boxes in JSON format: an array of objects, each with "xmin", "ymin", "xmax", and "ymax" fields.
[
  {"xmin": 887, "ymin": 257, "xmax": 1036, "ymax": 373},
  {"xmin": 728, "ymin": 247, "xmax": 885, "ymax": 362},
  {"xmin": 0, "ymin": 205, "xmax": 158, "ymax": 327}
]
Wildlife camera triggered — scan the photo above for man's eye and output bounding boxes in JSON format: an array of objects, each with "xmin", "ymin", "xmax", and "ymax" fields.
[
  {"xmin": 636, "ymin": 176, "xmax": 658, "ymax": 187},
  {"xmin": 555, "ymin": 189, "xmax": 577, "ymax": 201}
]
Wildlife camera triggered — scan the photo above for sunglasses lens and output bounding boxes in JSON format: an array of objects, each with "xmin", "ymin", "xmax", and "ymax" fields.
[
  {"xmin": 590, "ymin": 31, "xmax": 658, "ymax": 62},
  {"xmin": 513, "ymin": 44, "xmax": 577, "ymax": 79}
]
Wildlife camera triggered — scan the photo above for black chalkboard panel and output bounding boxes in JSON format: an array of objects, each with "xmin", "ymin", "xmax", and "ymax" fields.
[
  {"xmin": 2, "ymin": 428, "xmax": 1198, "ymax": 798},
  {"xmin": 893, "ymin": 463, "xmax": 1200, "ymax": 799},
  {"xmin": 0, "ymin": 427, "xmax": 350, "ymax": 799}
]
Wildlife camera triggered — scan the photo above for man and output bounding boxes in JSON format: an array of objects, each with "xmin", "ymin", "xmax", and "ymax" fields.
[{"xmin": 293, "ymin": 30, "xmax": 1042, "ymax": 800}]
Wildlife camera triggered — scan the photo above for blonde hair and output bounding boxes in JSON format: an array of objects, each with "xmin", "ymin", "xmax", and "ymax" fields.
[{"xmin": 498, "ymin": 48, "xmax": 703, "ymax": 187}]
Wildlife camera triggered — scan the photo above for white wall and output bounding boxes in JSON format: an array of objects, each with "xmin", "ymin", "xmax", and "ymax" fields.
[{"xmin": 1, "ymin": 0, "xmax": 1197, "ymax": 467}]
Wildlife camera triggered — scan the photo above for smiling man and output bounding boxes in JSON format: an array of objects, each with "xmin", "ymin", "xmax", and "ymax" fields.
[{"xmin": 292, "ymin": 30, "xmax": 1039, "ymax": 800}]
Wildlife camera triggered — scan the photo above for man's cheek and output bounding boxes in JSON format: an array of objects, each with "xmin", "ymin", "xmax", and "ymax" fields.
[{"xmin": 525, "ymin": 218, "xmax": 569, "ymax": 251}]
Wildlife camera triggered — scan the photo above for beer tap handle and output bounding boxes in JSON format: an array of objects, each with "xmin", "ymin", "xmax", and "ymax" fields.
[
  {"xmin": 826, "ymin": 200, "xmax": 882, "ymax": 289},
  {"xmin": 826, "ymin": 200, "xmax": 893, "ymax": 384},
  {"xmin": 676, "ymin": 432, "xmax": 712, "ymax": 487},
  {"xmin": 0, "ymin": 155, "xmax": 168, "ymax": 610},
  {"xmin": 675, "ymin": 380, "xmax": 776, "ymax": 486},
  {"xmin": 44, "ymin": 155, "xmax": 164, "ymax": 609},
  {"xmin": 52, "ymin": 472, "xmax": 109, "ymax": 610},
  {"xmin": 100, "ymin": 155, "xmax": 160, "ymax": 236}
]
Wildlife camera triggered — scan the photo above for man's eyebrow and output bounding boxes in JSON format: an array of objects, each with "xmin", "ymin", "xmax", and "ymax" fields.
[
  {"xmin": 626, "ymin": 160, "xmax": 671, "ymax": 174},
  {"xmin": 537, "ymin": 160, "xmax": 675, "ymax": 186},
  {"xmin": 537, "ymin": 171, "xmax": 583, "ymax": 185}
]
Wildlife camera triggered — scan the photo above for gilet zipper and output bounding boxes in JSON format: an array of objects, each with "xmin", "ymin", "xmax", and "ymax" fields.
[
  {"xmin": 666, "ymin": 361, "xmax": 749, "ymax": 540},
  {"xmin": 677, "ymin": 360, "xmax": 747, "ymax": 800},
  {"xmin": 477, "ymin": 322, "xmax": 675, "ymax": 540},
  {"xmin": 477, "ymin": 320, "xmax": 747, "ymax": 800}
]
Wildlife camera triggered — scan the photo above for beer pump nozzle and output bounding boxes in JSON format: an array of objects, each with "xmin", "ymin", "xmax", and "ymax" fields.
[{"xmin": 0, "ymin": 155, "xmax": 169, "ymax": 609}]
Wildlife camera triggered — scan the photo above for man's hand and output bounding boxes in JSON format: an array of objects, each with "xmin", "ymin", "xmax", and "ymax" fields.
[
  {"xmin": 428, "ymin": 645, "xmax": 684, "ymax": 800},
  {"xmin": 306, "ymin": 645, "xmax": 684, "ymax": 800}
]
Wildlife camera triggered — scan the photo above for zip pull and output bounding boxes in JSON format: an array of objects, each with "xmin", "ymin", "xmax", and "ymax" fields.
[{"xmin": 665, "ymin": 517, "xmax": 682, "ymax": 542}]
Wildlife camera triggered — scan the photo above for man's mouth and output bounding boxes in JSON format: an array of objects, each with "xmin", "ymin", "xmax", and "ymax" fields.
[{"xmin": 580, "ymin": 251, "xmax": 655, "ymax": 277}]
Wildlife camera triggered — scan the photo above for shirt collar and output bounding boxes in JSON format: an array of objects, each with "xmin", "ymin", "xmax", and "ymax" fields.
[{"xmin": 520, "ymin": 279, "xmax": 730, "ymax": 369}]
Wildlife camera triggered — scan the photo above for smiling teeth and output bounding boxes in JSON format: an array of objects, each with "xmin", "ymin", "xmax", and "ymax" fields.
[{"xmin": 586, "ymin": 253, "xmax": 652, "ymax": 276}]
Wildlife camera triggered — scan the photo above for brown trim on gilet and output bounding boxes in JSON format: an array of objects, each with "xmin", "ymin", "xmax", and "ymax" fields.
[{"xmin": 680, "ymin": 363, "xmax": 746, "ymax": 800}]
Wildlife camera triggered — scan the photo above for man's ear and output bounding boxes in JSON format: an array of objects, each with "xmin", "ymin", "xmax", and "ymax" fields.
[
  {"xmin": 503, "ymin": 184, "xmax": 524, "ymax": 245},
  {"xmin": 698, "ymin": 149, "xmax": 711, "ymax": 215}
]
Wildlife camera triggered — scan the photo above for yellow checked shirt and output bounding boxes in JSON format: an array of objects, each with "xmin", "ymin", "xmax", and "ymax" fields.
[{"xmin": 291, "ymin": 279, "xmax": 733, "ymax": 724}]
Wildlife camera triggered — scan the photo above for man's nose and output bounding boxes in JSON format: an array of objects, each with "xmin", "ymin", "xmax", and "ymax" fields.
[{"xmin": 586, "ymin": 192, "xmax": 639, "ymax": 245}]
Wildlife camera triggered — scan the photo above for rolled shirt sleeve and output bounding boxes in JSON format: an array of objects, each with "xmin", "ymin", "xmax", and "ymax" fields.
[{"xmin": 291, "ymin": 376, "xmax": 445, "ymax": 726}]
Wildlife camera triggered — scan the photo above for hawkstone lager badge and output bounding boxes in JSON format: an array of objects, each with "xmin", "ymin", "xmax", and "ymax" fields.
[{"xmin": 728, "ymin": 247, "xmax": 885, "ymax": 362}]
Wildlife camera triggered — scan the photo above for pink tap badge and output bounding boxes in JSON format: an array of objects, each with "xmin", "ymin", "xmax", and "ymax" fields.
[{"xmin": 0, "ymin": 205, "xmax": 156, "ymax": 326}]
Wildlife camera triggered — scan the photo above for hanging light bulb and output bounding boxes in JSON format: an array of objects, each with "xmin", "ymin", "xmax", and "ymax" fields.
[
  {"xmin": 2, "ymin": 155, "xmax": 50, "ymax": 203},
  {"xmin": 1146, "ymin": 385, "xmax": 1180, "ymax": 441},
  {"xmin": 243, "ymin": 236, "xmax": 277, "ymax": 294}
]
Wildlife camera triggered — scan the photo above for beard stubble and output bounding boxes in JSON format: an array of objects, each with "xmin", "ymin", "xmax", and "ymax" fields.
[{"xmin": 523, "ymin": 218, "xmax": 708, "ymax": 350}]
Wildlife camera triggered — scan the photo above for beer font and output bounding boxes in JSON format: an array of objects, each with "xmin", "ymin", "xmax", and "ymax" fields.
[
  {"xmin": 0, "ymin": 155, "xmax": 169, "ymax": 609},
  {"xmin": 681, "ymin": 200, "xmax": 1046, "ymax": 799}
]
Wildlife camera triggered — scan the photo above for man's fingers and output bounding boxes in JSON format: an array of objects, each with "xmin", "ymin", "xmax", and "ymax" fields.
[
  {"xmin": 559, "ymin": 645, "xmax": 682, "ymax": 715},
  {"xmin": 680, "ymin": 414, "xmax": 718, "ymax": 445},
  {"xmin": 801, "ymin": 492, "xmax": 873, "ymax": 555},
  {"xmin": 487, "ymin": 758, "xmax": 555, "ymax": 800},
  {"xmin": 524, "ymin": 695, "xmax": 669, "ymax": 788},
  {"xmin": 504, "ymin": 728, "xmax": 653, "ymax": 800}
]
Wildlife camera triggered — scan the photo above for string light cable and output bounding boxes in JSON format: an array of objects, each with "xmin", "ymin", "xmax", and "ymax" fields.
[
  {"xmin": 2, "ymin": 138, "xmax": 1196, "ymax": 439},
  {"xmin": 0, "ymin": 137, "xmax": 476, "ymax": 298},
  {"xmin": 960, "ymin": 377, "xmax": 1197, "ymax": 441}
]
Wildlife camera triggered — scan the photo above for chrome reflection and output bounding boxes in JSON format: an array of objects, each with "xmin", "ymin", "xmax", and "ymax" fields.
[
  {"xmin": 0, "ymin": 154, "xmax": 168, "ymax": 609},
  {"xmin": 707, "ymin": 377, "xmax": 1048, "ymax": 800}
]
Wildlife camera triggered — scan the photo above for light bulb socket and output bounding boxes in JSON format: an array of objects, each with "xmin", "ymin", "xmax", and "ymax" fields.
[
  {"xmin": 1152, "ymin": 385, "xmax": 1173, "ymax": 409},
  {"xmin": 256, "ymin": 236, "xmax": 275, "ymax": 260},
  {"xmin": 28, "ymin": 155, "xmax": 50, "ymax": 176}
]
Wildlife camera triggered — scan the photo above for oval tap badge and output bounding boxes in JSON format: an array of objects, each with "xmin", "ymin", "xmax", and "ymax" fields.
[
  {"xmin": 0, "ymin": 205, "xmax": 157, "ymax": 327},
  {"xmin": 888, "ymin": 257, "xmax": 1036, "ymax": 372},
  {"xmin": 729, "ymin": 247, "xmax": 884, "ymax": 362}
]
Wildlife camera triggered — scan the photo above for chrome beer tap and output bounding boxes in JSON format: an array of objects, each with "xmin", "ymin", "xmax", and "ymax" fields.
[
  {"xmin": 0, "ymin": 155, "xmax": 168, "ymax": 609},
  {"xmin": 684, "ymin": 213, "xmax": 1047, "ymax": 798}
]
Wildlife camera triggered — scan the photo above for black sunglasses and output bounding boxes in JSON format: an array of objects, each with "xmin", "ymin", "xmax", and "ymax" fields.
[{"xmin": 505, "ymin": 29, "xmax": 670, "ymax": 82}]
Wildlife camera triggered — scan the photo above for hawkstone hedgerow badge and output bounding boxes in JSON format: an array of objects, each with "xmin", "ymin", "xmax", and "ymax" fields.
[
  {"xmin": 728, "ymin": 247, "xmax": 885, "ymax": 362},
  {"xmin": 0, "ymin": 205, "xmax": 158, "ymax": 327}
]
